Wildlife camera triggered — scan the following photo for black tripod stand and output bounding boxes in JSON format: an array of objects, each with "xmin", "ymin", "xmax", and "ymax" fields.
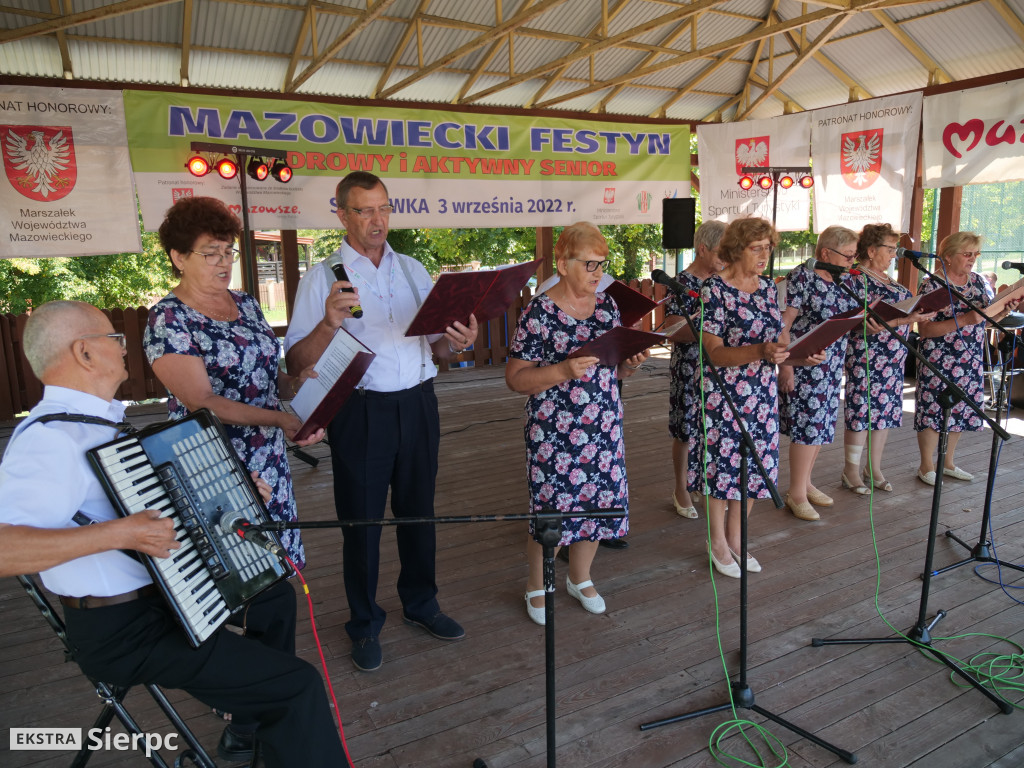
[
  {"xmin": 252, "ymin": 508, "xmax": 623, "ymax": 768},
  {"xmin": 641, "ymin": 274, "xmax": 856, "ymax": 763},
  {"xmin": 813, "ymin": 269, "xmax": 1014, "ymax": 716}
]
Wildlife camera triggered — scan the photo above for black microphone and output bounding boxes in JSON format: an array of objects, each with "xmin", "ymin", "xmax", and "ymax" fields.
[
  {"xmin": 804, "ymin": 257, "xmax": 855, "ymax": 277},
  {"xmin": 651, "ymin": 269, "xmax": 688, "ymax": 295},
  {"xmin": 219, "ymin": 511, "xmax": 283, "ymax": 556},
  {"xmin": 1001, "ymin": 261, "xmax": 1024, "ymax": 273},
  {"xmin": 327, "ymin": 254, "xmax": 363, "ymax": 318},
  {"xmin": 896, "ymin": 247, "xmax": 935, "ymax": 262}
]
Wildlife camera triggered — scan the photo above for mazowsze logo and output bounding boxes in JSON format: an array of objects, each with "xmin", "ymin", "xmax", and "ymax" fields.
[
  {"xmin": 840, "ymin": 128, "xmax": 882, "ymax": 189},
  {"xmin": 1, "ymin": 125, "xmax": 77, "ymax": 201}
]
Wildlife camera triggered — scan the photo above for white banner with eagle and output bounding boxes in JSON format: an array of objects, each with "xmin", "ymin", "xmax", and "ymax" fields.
[
  {"xmin": 809, "ymin": 92, "xmax": 922, "ymax": 233},
  {"xmin": 696, "ymin": 112, "xmax": 812, "ymax": 231},
  {"xmin": 0, "ymin": 85, "xmax": 140, "ymax": 258}
]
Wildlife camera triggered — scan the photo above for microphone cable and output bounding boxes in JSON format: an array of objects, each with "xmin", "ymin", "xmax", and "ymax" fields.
[
  {"xmin": 285, "ymin": 554, "xmax": 357, "ymax": 767},
  {"xmin": 694, "ymin": 280, "xmax": 789, "ymax": 768}
]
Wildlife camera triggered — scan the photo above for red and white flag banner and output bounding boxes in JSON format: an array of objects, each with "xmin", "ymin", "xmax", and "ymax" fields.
[
  {"xmin": 0, "ymin": 85, "xmax": 140, "ymax": 259},
  {"xmin": 696, "ymin": 112, "xmax": 812, "ymax": 231},
  {"xmin": 810, "ymin": 92, "xmax": 922, "ymax": 233},
  {"xmin": 922, "ymin": 79, "xmax": 1024, "ymax": 188}
]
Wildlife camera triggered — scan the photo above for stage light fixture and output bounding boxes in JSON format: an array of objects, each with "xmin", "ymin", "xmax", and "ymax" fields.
[
  {"xmin": 799, "ymin": 175, "xmax": 814, "ymax": 189},
  {"xmin": 247, "ymin": 158, "xmax": 270, "ymax": 182},
  {"xmin": 738, "ymin": 175, "xmax": 754, "ymax": 190},
  {"xmin": 779, "ymin": 175, "xmax": 795, "ymax": 189},
  {"xmin": 216, "ymin": 157, "xmax": 239, "ymax": 180},
  {"xmin": 270, "ymin": 159, "xmax": 292, "ymax": 183},
  {"xmin": 758, "ymin": 175, "xmax": 773, "ymax": 190},
  {"xmin": 186, "ymin": 155, "xmax": 211, "ymax": 177}
]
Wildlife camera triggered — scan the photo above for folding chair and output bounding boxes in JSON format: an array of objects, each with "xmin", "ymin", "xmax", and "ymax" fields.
[{"xmin": 16, "ymin": 574, "xmax": 217, "ymax": 768}]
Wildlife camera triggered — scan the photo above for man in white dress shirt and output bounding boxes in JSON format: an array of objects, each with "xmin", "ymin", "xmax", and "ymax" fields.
[
  {"xmin": 285, "ymin": 171, "xmax": 478, "ymax": 672},
  {"xmin": 0, "ymin": 300, "xmax": 348, "ymax": 767}
]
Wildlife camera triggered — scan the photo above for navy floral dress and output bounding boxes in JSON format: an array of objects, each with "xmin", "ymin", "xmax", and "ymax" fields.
[
  {"xmin": 844, "ymin": 273, "xmax": 912, "ymax": 431},
  {"xmin": 667, "ymin": 271, "xmax": 705, "ymax": 441},
  {"xmin": 144, "ymin": 291, "xmax": 305, "ymax": 568},
  {"xmin": 688, "ymin": 275, "xmax": 782, "ymax": 501},
  {"xmin": 914, "ymin": 273, "xmax": 993, "ymax": 433},
  {"xmin": 510, "ymin": 292, "xmax": 628, "ymax": 544},
  {"xmin": 780, "ymin": 263, "xmax": 861, "ymax": 445}
]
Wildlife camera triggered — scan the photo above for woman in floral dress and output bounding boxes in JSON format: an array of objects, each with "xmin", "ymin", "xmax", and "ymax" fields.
[
  {"xmin": 664, "ymin": 220, "xmax": 726, "ymax": 519},
  {"xmin": 914, "ymin": 231, "xmax": 1018, "ymax": 485},
  {"xmin": 841, "ymin": 223, "xmax": 935, "ymax": 495},
  {"xmin": 144, "ymin": 197, "xmax": 322, "ymax": 568},
  {"xmin": 779, "ymin": 225, "xmax": 862, "ymax": 521},
  {"xmin": 506, "ymin": 222, "xmax": 648, "ymax": 624},
  {"xmin": 690, "ymin": 218, "xmax": 813, "ymax": 578}
]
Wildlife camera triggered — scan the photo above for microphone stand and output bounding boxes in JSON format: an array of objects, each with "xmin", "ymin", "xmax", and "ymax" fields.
[
  {"xmin": 902, "ymin": 258, "xmax": 1024, "ymax": 578},
  {"xmin": 250, "ymin": 508, "xmax": 624, "ymax": 768},
  {"xmin": 638, "ymin": 282, "xmax": 856, "ymax": 764},
  {"xmin": 816, "ymin": 271, "xmax": 1013, "ymax": 715}
]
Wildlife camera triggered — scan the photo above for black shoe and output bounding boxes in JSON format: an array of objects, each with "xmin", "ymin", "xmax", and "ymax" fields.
[
  {"xmin": 403, "ymin": 611, "xmax": 465, "ymax": 640},
  {"xmin": 599, "ymin": 538, "xmax": 629, "ymax": 550},
  {"xmin": 217, "ymin": 726, "xmax": 255, "ymax": 764},
  {"xmin": 351, "ymin": 636, "xmax": 382, "ymax": 671}
]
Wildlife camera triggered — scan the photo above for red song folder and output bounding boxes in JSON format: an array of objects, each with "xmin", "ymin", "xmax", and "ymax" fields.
[
  {"xmin": 874, "ymin": 288, "xmax": 952, "ymax": 322},
  {"xmin": 603, "ymin": 280, "xmax": 665, "ymax": 328},
  {"xmin": 289, "ymin": 327, "xmax": 375, "ymax": 443},
  {"xmin": 405, "ymin": 258, "xmax": 543, "ymax": 337},
  {"xmin": 786, "ymin": 304, "xmax": 873, "ymax": 359},
  {"xmin": 568, "ymin": 325, "xmax": 673, "ymax": 367}
]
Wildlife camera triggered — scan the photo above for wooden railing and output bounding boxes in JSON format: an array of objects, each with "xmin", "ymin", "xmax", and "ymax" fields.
[{"xmin": 0, "ymin": 280, "xmax": 667, "ymax": 420}]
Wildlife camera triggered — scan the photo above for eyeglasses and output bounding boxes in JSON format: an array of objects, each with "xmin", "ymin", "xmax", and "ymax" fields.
[
  {"xmin": 77, "ymin": 332, "xmax": 127, "ymax": 350},
  {"xmin": 824, "ymin": 246, "xmax": 858, "ymax": 260},
  {"xmin": 191, "ymin": 248, "xmax": 240, "ymax": 265},
  {"xmin": 956, "ymin": 251, "xmax": 982, "ymax": 258},
  {"xmin": 746, "ymin": 244, "xmax": 772, "ymax": 255},
  {"xmin": 569, "ymin": 258, "xmax": 606, "ymax": 272},
  {"xmin": 348, "ymin": 205, "xmax": 394, "ymax": 219}
]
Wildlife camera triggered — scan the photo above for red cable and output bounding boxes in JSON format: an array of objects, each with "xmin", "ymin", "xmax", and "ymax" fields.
[{"xmin": 286, "ymin": 556, "xmax": 356, "ymax": 767}]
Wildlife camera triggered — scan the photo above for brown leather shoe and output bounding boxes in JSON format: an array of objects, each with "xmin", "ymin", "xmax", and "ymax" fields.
[
  {"xmin": 785, "ymin": 494, "xmax": 820, "ymax": 521},
  {"xmin": 806, "ymin": 487, "xmax": 834, "ymax": 507}
]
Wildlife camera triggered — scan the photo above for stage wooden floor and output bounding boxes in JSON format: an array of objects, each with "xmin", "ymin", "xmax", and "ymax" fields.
[{"xmin": 2, "ymin": 355, "xmax": 1023, "ymax": 767}]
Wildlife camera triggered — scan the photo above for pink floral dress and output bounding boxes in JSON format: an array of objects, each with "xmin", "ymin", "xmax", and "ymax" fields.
[{"xmin": 509, "ymin": 292, "xmax": 628, "ymax": 544}]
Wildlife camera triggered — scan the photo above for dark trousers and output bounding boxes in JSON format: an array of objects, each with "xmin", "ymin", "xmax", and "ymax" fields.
[
  {"xmin": 327, "ymin": 381, "xmax": 441, "ymax": 640},
  {"xmin": 63, "ymin": 581, "xmax": 348, "ymax": 768}
]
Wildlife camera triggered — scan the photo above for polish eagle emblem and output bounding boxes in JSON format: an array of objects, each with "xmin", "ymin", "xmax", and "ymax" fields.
[
  {"xmin": 735, "ymin": 136, "xmax": 769, "ymax": 175},
  {"xmin": 840, "ymin": 129, "xmax": 882, "ymax": 189},
  {"xmin": 1, "ymin": 125, "xmax": 77, "ymax": 202}
]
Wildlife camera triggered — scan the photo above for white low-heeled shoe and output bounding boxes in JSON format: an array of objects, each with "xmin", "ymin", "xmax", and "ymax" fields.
[
  {"xmin": 708, "ymin": 543, "xmax": 741, "ymax": 578},
  {"xmin": 525, "ymin": 589, "xmax": 546, "ymax": 625},
  {"xmin": 729, "ymin": 546, "xmax": 762, "ymax": 573},
  {"xmin": 566, "ymin": 577, "xmax": 606, "ymax": 614},
  {"xmin": 943, "ymin": 465, "xmax": 974, "ymax": 481},
  {"xmin": 672, "ymin": 492, "xmax": 699, "ymax": 519}
]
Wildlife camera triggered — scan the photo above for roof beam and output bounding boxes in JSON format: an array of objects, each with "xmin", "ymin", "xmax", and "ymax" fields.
[
  {"xmin": 987, "ymin": 0, "xmax": 1024, "ymax": 42},
  {"xmin": 0, "ymin": 0, "xmax": 179, "ymax": 43},
  {"xmin": 287, "ymin": 0, "xmax": 402, "ymax": 93},
  {"xmin": 51, "ymin": 0, "xmax": 73, "ymax": 78},
  {"xmin": 455, "ymin": 0, "xmax": 535, "ymax": 103},
  {"xmin": 379, "ymin": 0, "xmax": 570, "ymax": 99},
  {"xmin": 283, "ymin": 1, "xmax": 316, "ymax": 94},
  {"xmin": 870, "ymin": 8, "xmax": 951, "ymax": 83},
  {"xmin": 378, "ymin": 0, "xmax": 436, "ymax": 98},
  {"xmin": 179, "ymin": 0, "xmax": 192, "ymax": 86}
]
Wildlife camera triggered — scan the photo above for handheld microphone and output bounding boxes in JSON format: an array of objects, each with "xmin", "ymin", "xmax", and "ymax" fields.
[
  {"xmin": 896, "ymin": 247, "xmax": 935, "ymax": 262},
  {"xmin": 327, "ymin": 254, "xmax": 363, "ymax": 318},
  {"xmin": 651, "ymin": 269, "xmax": 688, "ymax": 296},
  {"xmin": 804, "ymin": 257, "xmax": 858, "ymax": 277},
  {"xmin": 1001, "ymin": 261, "xmax": 1024, "ymax": 273},
  {"xmin": 219, "ymin": 511, "xmax": 283, "ymax": 556}
]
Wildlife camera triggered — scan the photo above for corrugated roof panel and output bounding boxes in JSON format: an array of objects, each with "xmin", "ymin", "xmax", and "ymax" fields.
[
  {"xmin": 562, "ymin": 46, "xmax": 650, "ymax": 81},
  {"xmin": 819, "ymin": 27, "xmax": 930, "ymax": 97},
  {"xmin": 880, "ymin": 0, "xmax": 975, "ymax": 23},
  {"xmin": 295, "ymin": 61, "xmax": 383, "ymax": 98},
  {"xmin": 468, "ymin": 76, "xmax": 554, "ymax": 109},
  {"xmin": 629, "ymin": 56, "xmax": 725, "ymax": 90},
  {"xmin": 527, "ymin": 0, "xmax": 601, "ymax": 35},
  {"xmin": 384, "ymin": 70, "xmax": 472, "ymax": 103},
  {"xmin": 307, "ymin": 8, "xmax": 358, "ymax": 60},
  {"xmin": 0, "ymin": 39, "xmax": 62, "ymax": 79},
  {"xmin": 192, "ymin": 1, "xmax": 301, "ymax": 57},
  {"xmin": 504, "ymin": 36, "xmax": 579, "ymax": 79},
  {"xmin": 338, "ymin": 16, "xmax": 410, "ymax": 62},
  {"xmin": 665, "ymin": 91, "xmax": 732, "ymax": 121},
  {"xmin": 188, "ymin": 51, "xmax": 290, "ymax": 93},
  {"xmin": 902, "ymin": 3, "xmax": 1024, "ymax": 81},
  {"xmin": 69, "ymin": 39, "xmax": 176, "ymax": 85},
  {"xmin": 758, "ymin": 55, "xmax": 852, "ymax": 112},
  {"xmin": 63, "ymin": 0, "xmax": 182, "ymax": 43},
  {"xmin": 415, "ymin": 22, "xmax": 488, "ymax": 70},
  {"xmin": 427, "ymin": 0, "xmax": 499, "ymax": 26},
  {"xmin": 602, "ymin": 86, "xmax": 677, "ymax": 116}
]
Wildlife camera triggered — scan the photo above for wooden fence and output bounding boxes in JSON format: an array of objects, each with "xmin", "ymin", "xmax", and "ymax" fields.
[{"xmin": 0, "ymin": 280, "xmax": 667, "ymax": 421}]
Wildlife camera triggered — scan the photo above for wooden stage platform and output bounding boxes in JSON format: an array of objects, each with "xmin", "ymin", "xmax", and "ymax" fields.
[{"xmin": 2, "ymin": 355, "xmax": 1023, "ymax": 767}]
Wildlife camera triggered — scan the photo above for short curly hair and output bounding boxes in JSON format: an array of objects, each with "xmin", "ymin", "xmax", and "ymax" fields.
[
  {"xmin": 856, "ymin": 223, "xmax": 900, "ymax": 263},
  {"xmin": 718, "ymin": 218, "xmax": 778, "ymax": 264},
  {"xmin": 554, "ymin": 221, "xmax": 608, "ymax": 262},
  {"xmin": 938, "ymin": 231, "xmax": 982, "ymax": 262},
  {"xmin": 158, "ymin": 197, "xmax": 242, "ymax": 278}
]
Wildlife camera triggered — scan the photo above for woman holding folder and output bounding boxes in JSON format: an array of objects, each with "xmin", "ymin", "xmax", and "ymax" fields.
[
  {"xmin": 841, "ymin": 223, "xmax": 935, "ymax": 495},
  {"xmin": 778, "ymin": 225, "xmax": 862, "ymax": 521},
  {"xmin": 506, "ymin": 222, "xmax": 647, "ymax": 624}
]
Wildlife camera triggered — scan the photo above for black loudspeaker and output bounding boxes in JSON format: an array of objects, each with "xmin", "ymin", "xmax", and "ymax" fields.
[{"xmin": 662, "ymin": 197, "xmax": 696, "ymax": 249}]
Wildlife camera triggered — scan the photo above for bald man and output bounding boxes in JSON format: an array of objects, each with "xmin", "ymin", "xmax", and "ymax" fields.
[{"xmin": 0, "ymin": 300, "xmax": 348, "ymax": 768}]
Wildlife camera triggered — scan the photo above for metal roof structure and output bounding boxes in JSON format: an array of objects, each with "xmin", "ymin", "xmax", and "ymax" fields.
[{"xmin": 2, "ymin": 0, "xmax": 1023, "ymax": 122}]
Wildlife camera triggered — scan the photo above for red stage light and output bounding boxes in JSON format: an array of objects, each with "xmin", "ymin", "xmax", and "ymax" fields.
[
  {"xmin": 216, "ymin": 158, "xmax": 238, "ymax": 180},
  {"xmin": 186, "ymin": 156, "xmax": 210, "ymax": 177},
  {"xmin": 799, "ymin": 175, "xmax": 814, "ymax": 188},
  {"xmin": 779, "ymin": 175, "xmax": 795, "ymax": 189},
  {"xmin": 758, "ymin": 175, "xmax": 773, "ymax": 190},
  {"xmin": 247, "ymin": 158, "xmax": 269, "ymax": 181},
  {"xmin": 738, "ymin": 175, "xmax": 754, "ymax": 190},
  {"xmin": 270, "ymin": 161, "xmax": 292, "ymax": 183}
]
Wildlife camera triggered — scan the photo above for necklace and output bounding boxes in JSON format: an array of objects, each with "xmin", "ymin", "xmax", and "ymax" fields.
[
  {"xmin": 561, "ymin": 294, "xmax": 594, "ymax": 317},
  {"xmin": 862, "ymin": 265, "xmax": 894, "ymax": 284}
]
